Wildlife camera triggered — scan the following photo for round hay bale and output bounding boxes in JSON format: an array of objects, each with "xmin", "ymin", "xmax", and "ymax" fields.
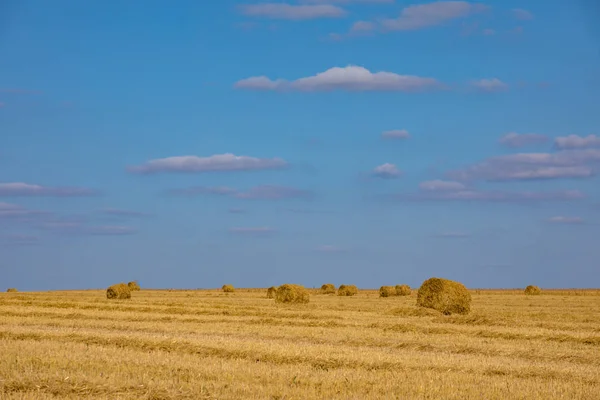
[
  {"xmin": 524, "ymin": 285, "xmax": 541, "ymax": 295},
  {"xmin": 337, "ymin": 284, "xmax": 358, "ymax": 296},
  {"xmin": 379, "ymin": 286, "xmax": 396, "ymax": 297},
  {"xmin": 396, "ymin": 284, "xmax": 411, "ymax": 296},
  {"xmin": 320, "ymin": 283, "xmax": 336, "ymax": 294},
  {"xmin": 106, "ymin": 283, "xmax": 131, "ymax": 300},
  {"xmin": 417, "ymin": 277, "xmax": 471, "ymax": 315},
  {"xmin": 127, "ymin": 281, "xmax": 141, "ymax": 291},
  {"xmin": 275, "ymin": 284, "xmax": 310, "ymax": 304},
  {"xmin": 6, "ymin": 288, "xmax": 18, "ymax": 293},
  {"xmin": 222, "ymin": 284, "xmax": 235, "ymax": 293},
  {"xmin": 266, "ymin": 286, "xmax": 277, "ymax": 299}
]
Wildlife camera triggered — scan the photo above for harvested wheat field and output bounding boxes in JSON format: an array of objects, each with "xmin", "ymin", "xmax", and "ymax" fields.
[{"xmin": 1, "ymin": 288, "xmax": 599, "ymax": 399}]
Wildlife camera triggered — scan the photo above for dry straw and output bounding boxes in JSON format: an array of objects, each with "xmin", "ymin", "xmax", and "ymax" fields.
[
  {"xmin": 106, "ymin": 283, "xmax": 131, "ymax": 300},
  {"xmin": 524, "ymin": 285, "xmax": 541, "ymax": 295},
  {"xmin": 338, "ymin": 284, "xmax": 358, "ymax": 296},
  {"xmin": 275, "ymin": 284, "xmax": 310, "ymax": 304},
  {"xmin": 222, "ymin": 284, "xmax": 235, "ymax": 293},
  {"xmin": 379, "ymin": 286, "xmax": 396, "ymax": 297},
  {"xmin": 417, "ymin": 277, "xmax": 471, "ymax": 315},
  {"xmin": 6, "ymin": 288, "xmax": 18, "ymax": 293},
  {"xmin": 127, "ymin": 281, "xmax": 141, "ymax": 291},
  {"xmin": 266, "ymin": 286, "xmax": 277, "ymax": 299},
  {"xmin": 320, "ymin": 283, "xmax": 336, "ymax": 294},
  {"xmin": 396, "ymin": 284, "xmax": 411, "ymax": 296}
]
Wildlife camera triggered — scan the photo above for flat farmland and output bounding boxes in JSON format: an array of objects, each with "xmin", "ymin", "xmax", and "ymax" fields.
[{"xmin": 1, "ymin": 289, "xmax": 599, "ymax": 399}]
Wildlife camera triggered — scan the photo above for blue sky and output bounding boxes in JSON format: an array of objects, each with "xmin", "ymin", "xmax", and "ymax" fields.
[{"xmin": 1, "ymin": 0, "xmax": 599, "ymax": 290}]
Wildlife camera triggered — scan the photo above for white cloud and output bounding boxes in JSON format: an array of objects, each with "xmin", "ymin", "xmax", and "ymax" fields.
[
  {"xmin": 401, "ymin": 185, "xmax": 585, "ymax": 203},
  {"xmin": 381, "ymin": 129, "xmax": 410, "ymax": 139},
  {"xmin": 547, "ymin": 216, "xmax": 584, "ymax": 224},
  {"xmin": 512, "ymin": 8, "xmax": 533, "ymax": 20},
  {"xmin": 238, "ymin": 3, "xmax": 346, "ymax": 20},
  {"xmin": 499, "ymin": 132, "xmax": 548, "ymax": 148},
  {"xmin": 350, "ymin": 21, "xmax": 376, "ymax": 32},
  {"xmin": 373, "ymin": 163, "xmax": 401, "ymax": 178},
  {"xmin": 128, "ymin": 154, "xmax": 287, "ymax": 174},
  {"xmin": 235, "ymin": 65, "xmax": 443, "ymax": 92},
  {"xmin": 470, "ymin": 78, "xmax": 508, "ymax": 92},
  {"xmin": 554, "ymin": 134, "xmax": 600, "ymax": 150},
  {"xmin": 302, "ymin": 0, "xmax": 392, "ymax": 3},
  {"xmin": 381, "ymin": 1, "xmax": 488, "ymax": 31},
  {"xmin": 170, "ymin": 185, "xmax": 312, "ymax": 200},
  {"xmin": 0, "ymin": 182, "xmax": 96, "ymax": 197},
  {"xmin": 99, "ymin": 208, "xmax": 151, "ymax": 218},
  {"xmin": 419, "ymin": 180, "xmax": 466, "ymax": 191}
]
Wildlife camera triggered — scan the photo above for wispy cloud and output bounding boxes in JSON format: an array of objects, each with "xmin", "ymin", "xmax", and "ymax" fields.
[
  {"xmin": 446, "ymin": 149, "xmax": 600, "ymax": 182},
  {"xmin": 301, "ymin": 0, "xmax": 392, "ymax": 3},
  {"xmin": 381, "ymin": 1, "xmax": 488, "ymax": 31},
  {"xmin": 0, "ymin": 234, "xmax": 40, "ymax": 246},
  {"xmin": 554, "ymin": 134, "xmax": 600, "ymax": 150},
  {"xmin": 0, "ymin": 202, "xmax": 48, "ymax": 220},
  {"xmin": 512, "ymin": 8, "xmax": 534, "ymax": 20},
  {"xmin": 0, "ymin": 88, "xmax": 42, "ymax": 95},
  {"xmin": 381, "ymin": 129, "xmax": 410, "ymax": 140},
  {"xmin": 434, "ymin": 231, "xmax": 471, "ymax": 238},
  {"xmin": 170, "ymin": 185, "xmax": 312, "ymax": 200},
  {"xmin": 39, "ymin": 221, "xmax": 138, "ymax": 236},
  {"xmin": 470, "ymin": 78, "xmax": 508, "ymax": 92},
  {"xmin": 372, "ymin": 163, "xmax": 401, "ymax": 178},
  {"xmin": 547, "ymin": 216, "xmax": 584, "ymax": 224},
  {"xmin": 128, "ymin": 154, "xmax": 287, "ymax": 174},
  {"xmin": 419, "ymin": 180, "xmax": 466, "ymax": 191},
  {"xmin": 0, "ymin": 183, "xmax": 97, "ymax": 197},
  {"xmin": 238, "ymin": 3, "xmax": 346, "ymax": 20},
  {"xmin": 98, "ymin": 208, "xmax": 152, "ymax": 218},
  {"xmin": 229, "ymin": 227, "xmax": 277, "ymax": 235},
  {"xmin": 499, "ymin": 132, "xmax": 549, "ymax": 148},
  {"xmin": 235, "ymin": 65, "xmax": 443, "ymax": 92}
]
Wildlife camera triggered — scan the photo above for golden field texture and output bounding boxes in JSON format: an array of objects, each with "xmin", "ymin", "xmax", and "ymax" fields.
[{"xmin": 0, "ymin": 288, "xmax": 599, "ymax": 399}]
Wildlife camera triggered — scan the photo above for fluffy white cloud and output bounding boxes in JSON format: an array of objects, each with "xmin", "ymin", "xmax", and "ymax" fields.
[
  {"xmin": 372, "ymin": 163, "xmax": 401, "ymax": 178},
  {"xmin": 381, "ymin": 129, "xmax": 410, "ymax": 139},
  {"xmin": 470, "ymin": 78, "xmax": 508, "ymax": 92},
  {"xmin": 381, "ymin": 1, "xmax": 488, "ymax": 31},
  {"xmin": 128, "ymin": 154, "xmax": 287, "ymax": 174},
  {"xmin": 554, "ymin": 134, "xmax": 600, "ymax": 150},
  {"xmin": 499, "ymin": 132, "xmax": 548, "ymax": 148},
  {"xmin": 547, "ymin": 216, "xmax": 584, "ymax": 224},
  {"xmin": 238, "ymin": 3, "xmax": 346, "ymax": 20},
  {"xmin": 0, "ymin": 183, "xmax": 96, "ymax": 197},
  {"xmin": 235, "ymin": 65, "xmax": 443, "ymax": 92},
  {"xmin": 512, "ymin": 8, "xmax": 534, "ymax": 20},
  {"xmin": 419, "ymin": 180, "xmax": 466, "ymax": 191}
]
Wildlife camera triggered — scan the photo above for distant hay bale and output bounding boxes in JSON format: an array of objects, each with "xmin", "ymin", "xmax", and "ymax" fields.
[
  {"xmin": 106, "ymin": 283, "xmax": 131, "ymax": 300},
  {"xmin": 396, "ymin": 284, "xmax": 411, "ymax": 296},
  {"xmin": 337, "ymin": 284, "xmax": 358, "ymax": 296},
  {"xmin": 524, "ymin": 285, "xmax": 541, "ymax": 295},
  {"xmin": 320, "ymin": 283, "xmax": 336, "ymax": 294},
  {"xmin": 379, "ymin": 286, "xmax": 396, "ymax": 297},
  {"xmin": 6, "ymin": 288, "xmax": 18, "ymax": 293},
  {"xmin": 222, "ymin": 284, "xmax": 235, "ymax": 293},
  {"xmin": 417, "ymin": 277, "xmax": 471, "ymax": 315},
  {"xmin": 266, "ymin": 286, "xmax": 277, "ymax": 299},
  {"xmin": 275, "ymin": 284, "xmax": 310, "ymax": 304},
  {"xmin": 127, "ymin": 281, "xmax": 141, "ymax": 291}
]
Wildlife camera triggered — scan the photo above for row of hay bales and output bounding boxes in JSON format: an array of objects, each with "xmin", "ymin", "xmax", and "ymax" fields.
[
  {"xmin": 379, "ymin": 284, "xmax": 411, "ymax": 297},
  {"xmin": 320, "ymin": 283, "xmax": 359, "ymax": 296},
  {"xmin": 106, "ymin": 281, "xmax": 140, "ymax": 299}
]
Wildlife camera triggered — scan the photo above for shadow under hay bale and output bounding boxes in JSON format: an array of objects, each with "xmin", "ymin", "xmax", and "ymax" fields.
[
  {"xmin": 222, "ymin": 284, "xmax": 235, "ymax": 293},
  {"xmin": 320, "ymin": 283, "xmax": 336, "ymax": 294},
  {"xmin": 396, "ymin": 284, "xmax": 411, "ymax": 296},
  {"xmin": 379, "ymin": 286, "xmax": 396, "ymax": 297},
  {"xmin": 266, "ymin": 286, "xmax": 277, "ymax": 299},
  {"xmin": 6, "ymin": 288, "xmax": 18, "ymax": 293},
  {"xmin": 524, "ymin": 285, "xmax": 541, "ymax": 295},
  {"xmin": 417, "ymin": 277, "xmax": 471, "ymax": 315},
  {"xmin": 275, "ymin": 284, "xmax": 310, "ymax": 304},
  {"xmin": 106, "ymin": 283, "xmax": 131, "ymax": 300},
  {"xmin": 127, "ymin": 281, "xmax": 141, "ymax": 291},
  {"xmin": 338, "ymin": 284, "xmax": 358, "ymax": 296}
]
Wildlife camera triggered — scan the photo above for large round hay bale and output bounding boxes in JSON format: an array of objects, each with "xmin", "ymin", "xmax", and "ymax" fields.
[
  {"xmin": 337, "ymin": 284, "xmax": 358, "ymax": 296},
  {"xmin": 396, "ymin": 284, "xmax": 411, "ymax": 296},
  {"xmin": 106, "ymin": 283, "xmax": 131, "ymax": 300},
  {"xmin": 320, "ymin": 283, "xmax": 336, "ymax": 294},
  {"xmin": 6, "ymin": 288, "xmax": 18, "ymax": 293},
  {"xmin": 417, "ymin": 277, "xmax": 471, "ymax": 315},
  {"xmin": 222, "ymin": 284, "xmax": 235, "ymax": 293},
  {"xmin": 127, "ymin": 281, "xmax": 141, "ymax": 291},
  {"xmin": 275, "ymin": 284, "xmax": 310, "ymax": 304},
  {"xmin": 524, "ymin": 285, "xmax": 541, "ymax": 295},
  {"xmin": 266, "ymin": 286, "xmax": 277, "ymax": 299},
  {"xmin": 379, "ymin": 286, "xmax": 396, "ymax": 297}
]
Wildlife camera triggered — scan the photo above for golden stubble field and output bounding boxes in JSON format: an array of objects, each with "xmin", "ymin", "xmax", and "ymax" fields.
[{"xmin": 1, "ymin": 288, "xmax": 599, "ymax": 399}]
